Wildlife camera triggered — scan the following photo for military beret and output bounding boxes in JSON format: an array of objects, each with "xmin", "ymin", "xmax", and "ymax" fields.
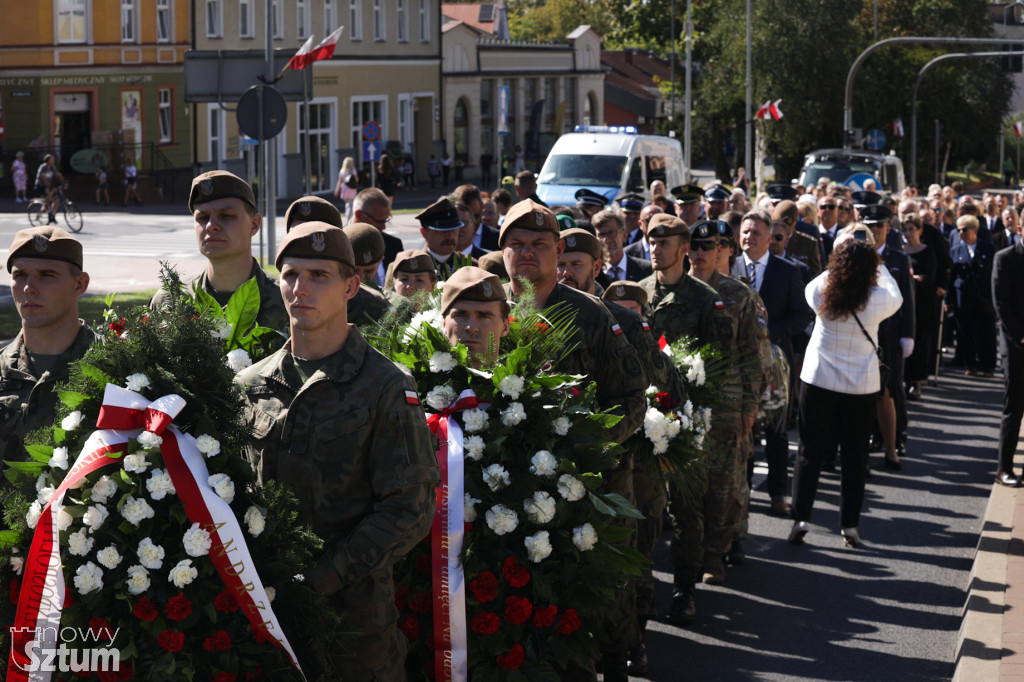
[
  {"xmin": 670, "ymin": 183, "xmax": 705, "ymax": 204},
  {"xmin": 556, "ymin": 214, "xmax": 578, "ymax": 231},
  {"xmin": 189, "ymin": 170, "xmax": 256, "ymax": 213},
  {"xmin": 647, "ymin": 213, "xmax": 689, "ymax": 239},
  {"xmin": 690, "ymin": 220, "xmax": 725, "ymax": 243},
  {"xmin": 766, "ymin": 184, "xmax": 798, "ymax": 203},
  {"xmin": 275, "ymin": 221, "xmax": 355, "ymax": 271},
  {"xmin": 616, "ymin": 193, "xmax": 646, "ymax": 213},
  {"xmin": 859, "ymin": 204, "xmax": 892, "ymax": 225},
  {"xmin": 391, "ymin": 249, "xmax": 437, "ymax": 274},
  {"xmin": 498, "ymin": 199, "xmax": 560, "ymax": 246},
  {"xmin": 851, "ymin": 190, "xmax": 883, "ymax": 208},
  {"xmin": 342, "ymin": 222, "xmax": 386, "ymax": 266},
  {"xmin": 602, "ymin": 280, "xmax": 649, "ymax": 308},
  {"xmin": 477, "ymin": 251, "xmax": 509, "ymax": 280},
  {"xmin": 6, "ymin": 226, "xmax": 83, "ymax": 272},
  {"xmin": 560, "ymin": 228, "xmax": 602, "ymax": 261},
  {"xmin": 415, "ymin": 197, "xmax": 463, "ymax": 231},
  {"xmin": 575, "ymin": 188, "xmax": 609, "ymax": 208},
  {"xmin": 705, "ymin": 184, "xmax": 731, "ymax": 202},
  {"xmin": 285, "ymin": 195, "xmax": 342, "ymax": 229},
  {"xmin": 441, "ymin": 266, "xmax": 506, "ymax": 316}
]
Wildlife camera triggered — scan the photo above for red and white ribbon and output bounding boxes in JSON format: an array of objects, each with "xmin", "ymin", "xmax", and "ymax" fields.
[{"xmin": 8, "ymin": 384, "xmax": 303, "ymax": 680}]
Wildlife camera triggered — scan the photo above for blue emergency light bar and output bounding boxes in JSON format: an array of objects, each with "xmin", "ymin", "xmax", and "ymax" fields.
[{"xmin": 573, "ymin": 125, "xmax": 638, "ymax": 134}]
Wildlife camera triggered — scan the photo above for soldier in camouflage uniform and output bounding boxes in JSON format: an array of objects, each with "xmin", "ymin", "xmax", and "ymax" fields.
[
  {"xmin": 236, "ymin": 222, "xmax": 439, "ymax": 681},
  {"xmin": 151, "ymin": 171, "xmax": 288, "ymax": 350},
  {"xmin": 639, "ymin": 213, "xmax": 732, "ymax": 627},
  {"xmin": 1, "ymin": 227, "xmax": 95, "ymax": 467},
  {"xmin": 688, "ymin": 220, "xmax": 771, "ymax": 585}
]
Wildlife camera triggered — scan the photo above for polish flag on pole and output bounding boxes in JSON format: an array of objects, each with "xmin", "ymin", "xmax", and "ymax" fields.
[
  {"xmin": 754, "ymin": 100, "xmax": 772, "ymax": 120},
  {"xmin": 287, "ymin": 26, "xmax": 345, "ymax": 71},
  {"xmin": 768, "ymin": 99, "xmax": 784, "ymax": 121},
  {"xmin": 1015, "ymin": 122, "xmax": 1023, "ymax": 138},
  {"xmin": 891, "ymin": 119, "xmax": 905, "ymax": 138}
]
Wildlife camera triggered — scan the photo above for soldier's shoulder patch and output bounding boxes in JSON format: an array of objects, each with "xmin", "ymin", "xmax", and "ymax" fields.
[
  {"xmin": 245, "ymin": 384, "xmax": 276, "ymax": 396},
  {"xmin": 405, "ymin": 389, "xmax": 420, "ymax": 405},
  {"xmin": 756, "ymin": 302, "xmax": 768, "ymax": 329},
  {"xmin": 611, "ymin": 322, "xmax": 623, "ymax": 336},
  {"xmin": 714, "ymin": 300, "xmax": 725, "ymax": 309},
  {"xmin": 642, "ymin": 321, "xmax": 650, "ymax": 332}
]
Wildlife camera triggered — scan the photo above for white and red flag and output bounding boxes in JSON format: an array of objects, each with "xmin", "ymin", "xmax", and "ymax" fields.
[
  {"xmin": 286, "ymin": 26, "xmax": 345, "ymax": 71},
  {"xmin": 1015, "ymin": 121, "xmax": 1023, "ymax": 138},
  {"xmin": 754, "ymin": 100, "xmax": 771, "ymax": 120},
  {"xmin": 891, "ymin": 119, "xmax": 905, "ymax": 138},
  {"xmin": 755, "ymin": 99, "xmax": 783, "ymax": 121}
]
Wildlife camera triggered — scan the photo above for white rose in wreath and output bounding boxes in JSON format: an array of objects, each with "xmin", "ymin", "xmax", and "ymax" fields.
[
  {"xmin": 61, "ymin": 411, "xmax": 84, "ymax": 432},
  {"xmin": 49, "ymin": 447, "xmax": 69, "ymax": 471},
  {"xmin": 124, "ymin": 373, "xmax": 151, "ymax": 392},
  {"xmin": 226, "ymin": 349, "xmax": 253, "ymax": 372}
]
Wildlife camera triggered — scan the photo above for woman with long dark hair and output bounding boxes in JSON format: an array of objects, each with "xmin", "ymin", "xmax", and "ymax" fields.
[{"xmin": 788, "ymin": 226, "xmax": 903, "ymax": 548}]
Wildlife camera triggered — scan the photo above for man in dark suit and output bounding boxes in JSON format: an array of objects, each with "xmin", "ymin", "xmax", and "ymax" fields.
[
  {"xmin": 454, "ymin": 183, "xmax": 499, "ymax": 252},
  {"xmin": 993, "ymin": 207, "xmax": 1021, "ymax": 251},
  {"xmin": 415, "ymin": 197, "xmax": 465, "ymax": 280},
  {"xmin": 948, "ymin": 215, "xmax": 998, "ymax": 375},
  {"xmin": 478, "ymin": 199, "xmax": 502, "ymax": 251},
  {"xmin": 352, "ymin": 188, "xmax": 404, "ymax": 287},
  {"xmin": 624, "ymin": 205, "xmax": 663, "ymax": 261},
  {"xmin": 736, "ymin": 209, "xmax": 813, "ymax": 516},
  {"xmin": 595, "ymin": 209, "xmax": 653, "ymax": 287},
  {"xmin": 514, "ymin": 171, "xmax": 548, "ymax": 207},
  {"xmin": 982, "ymin": 193, "xmax": 1004, "ymax": 237},
  {"xmin": 774, "ymin": 200, "xmax": 822, "ymax": 278},
  {"xmin": 817, "ymin": 195, "xmax": 842, "ymax": 260},
  {"xmin": 993, "ymin": 237, "xmax": 1024, "ymax": 487}
]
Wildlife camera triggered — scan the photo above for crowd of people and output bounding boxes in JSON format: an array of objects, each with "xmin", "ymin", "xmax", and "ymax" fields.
[{"xmin": 3, "ymin": 164, "xmax": 1023, "ymax": 681}]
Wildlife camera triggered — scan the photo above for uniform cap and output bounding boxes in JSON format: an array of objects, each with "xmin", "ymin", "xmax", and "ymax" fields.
[
  {"xmin": 560, "ymin": 228, "xmax": 602, "ymax": 261},
  {"xmin": 275, "ymin": 221, "xmax": 355, "ymax": 271},
  {"xmin": 602, "ymin": 280, "xmax": 648, "ymax": 308},
  {"xmin": 705, "ymin": 184, "xmax": 731, "ymax": 202},
  {"xmin": 477, "ymin": 250, "xmax": 509, "ymax": 279},
  {"xmin": 859, "ymin": 204, "xmax": 892, "ymax": 225},
  {"xmin": 285, "ymin": 195, "xmax": 342, "ymax": 229},
  {"xmin": 670, "ymin": 184, "xmax": 705, "ymax": 204},
  {"xmin": 616, "ymin": 193, "xmax": 646, "ymax": 213},
  {"xmin": 342, "ymin": 222, "xmax": 386, "ymax": 266},
  {"xmin": 766, "ymin": 184, "xmax": 798, "ymax": 203},
  {"xmin": 7, "ymin": 226, "xmax": 83, "ymax": 272},
  {"xmin": 647, "ymin": 213, "xmax": 689, "ymax": 239},
  {"xmin": 415, "ymin": 197, "xmax": 463, "ymax": 231},
  {"xmin": 189, "ymin": 170, "xmax": 256, "ymax": 213},
  {"xmin": 441, "ymin": 266, "xmax": 506, "ymax": 316},
  {"xmin": 851, "ymin": 190, "xmax": 883, "ymax": 208},
  {"xmin": 555, "ymin": 214, "xmax": 578, "ymax": 231},
  {"xmin": 391, "ymin": 249, "xmax": 437, "ymax": 274},
  {"xmin": 498, "ymin": 199, "xmax": 560, "ymax": 246},
  {"xmin": 690, "ymin": 220, "xmax": 727, "ymax": 243},
  {"xmin": 575, "ymin": 188, "xmax": 609, "ymax": 208}
]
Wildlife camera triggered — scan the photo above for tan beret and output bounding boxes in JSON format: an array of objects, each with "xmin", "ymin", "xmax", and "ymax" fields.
[
  {"xmin": 342, "ymin": 223, "xmax": 386, "ymax": 266},
  {"xmin": 384, "ymin": 249, "xmax": 437, "ymax": 290},
  {"xmin": 477, "ymin": 251, "xmax": 508, "ymax": 280},
  {"xmin": 560, "ymin": 228, "xmax": 602, "ymax": 261},
  {"xmin": 498, "ymin": 199, "xmax": 560, "ymax": 247},
  {"xmin": 275, "ymin": 221, "xmax": 355, "ymax": 271},
  {"xmin": 648, "ymin": 213, "xmax": 689, "ymax": 239},
  {"xmin": 189, "ymin": 170, "xmax": 256, "ymax": 213},
  {"xmin": 7, "ymin": 226, "xmax": 83, "ymax": 272},
  {"xmin": 285, "ymin": 195, "xmax": 342, "ymax": 229},
  {"xmin": 441, "ymin": 266, "xmax": 507, "ymax": 316},
  {"xmin": 602, "ymin": 280, "xmax": 648, "ymax": 308}
]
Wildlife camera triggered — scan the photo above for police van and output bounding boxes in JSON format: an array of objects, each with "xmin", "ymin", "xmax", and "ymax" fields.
[
  {"xmin": 536, "ymin": 126, "xmax": 685, "ymax": 207},
  {"xmin": 797, "ymin": 148, "xmax": 906, "ymax": 194}
]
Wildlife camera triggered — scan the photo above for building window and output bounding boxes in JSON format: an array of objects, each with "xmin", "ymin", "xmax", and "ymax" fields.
[
  {"xmin": 419, "ymin": 0, "xmax": 430, "ymax": 42},
  {"xmin": 398, "ymin": 96, "xmax": 411, "ymax": 151},
  {"xmin": 208, "ymin": 104, "xmax": 222, "ymax": 163},
  {"xmin": 239, "ymin": 0, "xmax": 254, "ymax": 38},
  {"xmin": 156, "ymin": 0, "xmax": 172, "ymax": 43},
  {"xmin": 57, "ymin": 0, "xmax": 88, "ymax": 44},
  {"xmin": 299, "ymin": 101, "xmax": 334, "ymax": 192},
  {"xmin": 121, "ymin": 0, "xmax": 137, "ymax": 43},
  {"xmin": 272, "ymin": 0, "xmax": 283, "ymax": 40},
  {"xmin": 349, "ymin": 0, "xmax": 362, "ymax": 40},
  {"xmin": 158, "ymin": 88, "xmax": 174, "ymax": 144},
  {"xmin": 397, "ymin": 0, "xmax": 408, "ymax": 42},
  {"xmin": 206, "ymin": 0, "xmax": 222, "ymax": 38},
  {"xmin": 373, "ymin": 0, "xmax": 385, "ymax": 42},
  {"xmin": 324, "ymin": 0, "xmax": 337, "ymax": 33},
  {"xmin": 297, "ymin": 0, "xmax": 308, "ymax": 39}
]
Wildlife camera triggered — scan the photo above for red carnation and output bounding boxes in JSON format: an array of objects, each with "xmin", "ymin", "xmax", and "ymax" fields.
[
  {"xmin": 470, "ymin": 612, "xmax": 500, "ymax": 636},
  {"xmin": 133, "ymin": 597, "xmax": 158, "ymax": 622},
  {"xmin": 504, "ymin": 595, "xmax": 533, "ymax": 625},
  {"xmin": 501, "ymin": 557, "xmax": 530, "ymax": 588},
  {"xmin": 533, "ymin": 605, "xmax": 558, "ymax": 628},
  {"xmin": 397, "ymin": 614, "xmax": 420, "ymax": 641},
  {"xmin": 496, "ymin": 643, "xmax": 525, "ymax": 670},
  {"xmin": 409, "ymin": 591, "xmax": 432, "ymax": 614},
  {"xmin": 214, "ymin": 589, "xmax": 239, "ymax": 613},
  {"xmin": 251, "ymin": 625, "xmax": 271, "ymax": 644},
  {"xmin": 108, "ymin": 319, "xmax": 125, "ymax": 335},
  {"xmin": 156, "ymin": 630, "xmax": 184, "ymax": 652},
  {"xmin": 468, "ymin": 571, "xmax": 498, "ymax": 603},
  {"xmin": 63, "ymin": 594, "xmax": 76, "ymax": 608},
  {"xmin": 415, "ymin": 552, "xmax": 432, "ymax": 574},
  {"xmin": 244, "ymin": 667, "xmax": 263, "ymax": 681},
  {"xmin": 97, "ymin": 667, "xmax": 133, "ymax": 682},
  {"xmin": 9, "ymin": 576, "xmax": 19, "ymax": 605},
  {"xmin": 88, "ymin": 617, "xmax": 114, "ymax": 641},
  {"xmin": 654, "ymin": 391, "xmax": 676, "ymax": 411},
  {"xmin": 536, "ymin": 322, "xmax": 550, "ymax": 332},
  {"xmin": 164, "ymin": 592, "xmax": 192, "ymax": 621},
  {"xmin": 556, "ymin": 608, "xmax": 581, "ymax": 635},
  {"xmin": 203, "ymin": 629, "xmax": 232, "ymax": 652},
  {"xmin": 394, "ymin": 584, "xmax": 409, "ymax": 612},
  {"xmin": 211, "ymin": 674, "xmax": 236, "ymax": 682}
]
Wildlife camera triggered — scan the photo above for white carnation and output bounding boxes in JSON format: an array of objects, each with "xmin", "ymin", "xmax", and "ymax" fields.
[
  {"xmin": 37, "ymin": 486, "xmax": 55, "ymax": 505},
  {"xmin": 425, "ymin": 384, "xmax": 458, "ymax": 411},
  {"xmin": 73, "ymin": 562, "xmax": 103, "ymax": 595},
  {"xmin": 243, "ymin": 506, "xmax": 266, "ymax": 537},
  {"xmin": 195, "ymin": 434, "xmax": 221, "ymax": 458},
  {"xmin": 482, "ymin": 463, "xmax": 510, "ymax": 491},
  {"xmin": 61, "ymin": 411, "xmax": 84, "ymax": 431},
  {"xmin": 265, "ymin": 586, "xmax": 276, "ymax": 602},
  {"xmin": 182, "ymin": 522, "xmax": 212, "ymax": 557},
  {"xmin": 407, "ymin": 309, "xmax": 444, "ymax": 338},
  {"xmin": 90, "ymin": 476, "xmax": 118, "ymax": 504},
  {"xmin": 464, "ymin": 493, "xmax": 481, "ymax": 522},
  {"xmin": 429, "ymin": 351, "xmax": 457, "ymax": 373},
  {"xmin": 557, "ymin": 474, "xmax": 586, "ymax": 502},
  {"xmin": 498, "ymin": 374, "xmax": 525, "ymax": 399},
  {"xmin": 552, "ymin": 416, "xmax": 571, "ymax": 437},
  {"xmin": 67, "ymin": 529, "xmax": 94, "ymax": 557},
  {"xmin": 123, "ymin": 452, "xmax": 151, "ymax": 474},
  {"xmin": 124, "ymin": 373, "xmax": 151, "ymax": 392},
  {"xmin": 464, "ymin": 435, "xmax": 486, "ymax": 461},
  {"xmin": 462, "ymin": 408, "xmax": 489, "ymax": 432},
  {"xmin": 10, "ymin": 556, "xmax": 24, "ymax": 576},
  {"xmin": 82, "ymin": 504, "xmax": 109, "ymax": 532},
  {"xmin": 136, "ymin": 431, "xmax": 162, "ymax": 450},
  {"xmin": 96, "ymin": 546, "xmax": 123, "ymax": 570},
  {"xmin": 572, "ymin": 523, "xmax": 599, "ymax": 552},
  {"xmin": 126, "ymin": 565, "xmax": 150, "ymax": 595},
  {"xmin": 137, "ymin": 538, "xmax": 165, "ymax": 569},
  {"xmin": 145, "ymin": 469, "xmax": 176, "ymax": 500},
  {"xmin": 121, "ymin": 496, "xmax": 155, "ymax": 526},
  {"xmin": 55, "ymin": 508, "xmax": 73, "ymax": 532},
  {"xmin": 529, "ymin": 450, "xmax": 558, "ymax": 477},
  {"xmin": 484, "ymin": 504, "xmax": 519, "ymax": 536},
  {"xmin": 212, "ymin": 318, "xmax": 232, "ymax": 339},
  {"xmin": 500, "ymin": 402, "xmax": 526, "ymax": 426},
  {"xmin": 49, "ymin": 447, "xmax": 69, "ymax": 470},
  {"xmin": 523, "ymin": 491, "xmax": 557, "ymax": 524},
  {"xmin": 208, "ymin": 473, "xmax": 235, "ymax": 504},
  {"xmin": 25, "ymin": 502, "xmax": 42, "ymax": 529},
  {"xmin": 524, "ymin": 530, "xmax": 553, "ymax": 563},
  {"xmin": 226, "ymin": 348, "xmax": 253, "ymax": 372},
  {"xmin": 168, "ymin": 559, "xmax": 198, "ymax": 589}
]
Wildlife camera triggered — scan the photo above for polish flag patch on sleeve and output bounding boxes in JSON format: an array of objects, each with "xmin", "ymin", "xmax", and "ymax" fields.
[
  {"xmin": 714, "ymin": 300, "xmax": 725, "ymax": 309},
  {"xmin": 405, "ymin": 390, "xmax": 420, "ymax": 405},
  {"xmin": 611, "ymin": 323, "xmax": 623, "ymax": 336},
  {"xmin": 642, "ymin": 321, "xmax": 651, "ymax": 332}
]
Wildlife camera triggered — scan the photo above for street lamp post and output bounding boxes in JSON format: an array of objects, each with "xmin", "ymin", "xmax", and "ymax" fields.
[
  {"xmin": 684, "ymin": 0, "xmax": 692, "ymax": 182},
  {"xmin": 745, "ymin": 0, "xmax": 752, "ymax": 184}
]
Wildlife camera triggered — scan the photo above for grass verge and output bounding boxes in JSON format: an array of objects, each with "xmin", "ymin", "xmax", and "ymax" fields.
[{"xmin": 0, "ymin": 290, "xmax": 156, "ymax": 341}]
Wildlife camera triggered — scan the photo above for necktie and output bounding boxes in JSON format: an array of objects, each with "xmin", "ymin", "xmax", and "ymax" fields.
[
  {"xmin": 612, "ymin": 266, "xmax": 622, "ymax": 281},
  {"xmin": 747, "ymin": 261, "xmax": 757, "ymax": 286}
]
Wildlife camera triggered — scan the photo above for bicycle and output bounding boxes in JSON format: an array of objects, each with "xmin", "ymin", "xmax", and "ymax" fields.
[{"xmin": 27, "ymin": 186, "xmax": 83, "ymax": 233}]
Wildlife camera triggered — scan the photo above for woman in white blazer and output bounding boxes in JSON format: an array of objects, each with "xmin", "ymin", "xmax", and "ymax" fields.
[{"xmin": 788, "ymin": 226, "xmax": 903, "ymax": 548}]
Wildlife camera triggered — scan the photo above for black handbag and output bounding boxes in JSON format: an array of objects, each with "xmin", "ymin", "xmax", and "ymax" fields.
[{"xmin": 852, "ymin": 311, "xmax": 889, "ymax": 392}]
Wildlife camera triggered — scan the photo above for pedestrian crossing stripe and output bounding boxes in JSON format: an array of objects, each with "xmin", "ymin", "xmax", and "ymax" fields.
[
  {"xmin": 405, "ymin": 390, "xmax": 420, "ymax": 405},
  {"xmin": 611, "ymin": 323, "xmax": 623, "ymax": 336}
]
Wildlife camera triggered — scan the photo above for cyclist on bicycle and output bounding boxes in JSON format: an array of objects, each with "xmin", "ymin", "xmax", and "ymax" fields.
[{"xmin": 34, "ymin": 154, "xmax": 59, "ymax": 221}]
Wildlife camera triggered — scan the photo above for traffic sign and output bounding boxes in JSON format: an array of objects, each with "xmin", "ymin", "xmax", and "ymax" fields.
[
  {"xmin": 363, "ymin": 141, "xmax": 381, "ymax": 163},
  {"xmin": 362, "ymin": 120, "xmax": 380, "ymax": 142},
  {"xmin": 865, "ymin": 128, "xmax": 887, "ymax": 151},
  {"xmin": 236, "ymin": 86, "xmax": 287, "ymax": 140},
  {"xmin": 844, "ymin": 173, "xmax": 878, "ymax": 191}
]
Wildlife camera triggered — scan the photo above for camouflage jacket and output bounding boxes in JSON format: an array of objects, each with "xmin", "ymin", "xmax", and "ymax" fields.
[
  {"xmin": 706, "ymin": 270, "xmax": 771, "ymax": 416},
  {"xmin": 603, "ymin": 300, "xmax": 688, "ymax": 404},
  {"xmin": 349, "ymin": 283, "xmax": 393, "ymax": 328},
  {"xmin": 506, "ymin": 282, "xmax": 648, "ymax": 444},
  {"xmin": 639, "ymin": 272, "xmax": 732, "ymax": 350},
  {"xmin": 0, "ymin": 325, "xmax": 96, "ymax": 464},
  {"xmin": 235, "ymin": 326, "xmax": 439, "ymax": 634}
]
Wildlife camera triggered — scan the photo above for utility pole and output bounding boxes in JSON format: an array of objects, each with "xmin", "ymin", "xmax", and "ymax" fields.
[
  {"xmin": 683, "ymin": 0, "xmax": 692, "ymax": 182},
  {"xmin": 264, "ymin": 0, "xmax": 277, "ymax": 261},
  {"xmin": 745, "ymin": 0, "xmax": 752, "ymax": 184}
]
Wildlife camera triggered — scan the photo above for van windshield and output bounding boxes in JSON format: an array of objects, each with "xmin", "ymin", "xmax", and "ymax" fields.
[
  {"xmin": 538, "ymin": 155, "xmax": 627, "ymax": 187},
  {"xmin": 801, "ymin": 160, "xmax": 877, "ymax": 186}
]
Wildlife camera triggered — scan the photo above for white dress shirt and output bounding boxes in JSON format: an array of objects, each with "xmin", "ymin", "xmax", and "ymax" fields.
[
  {"xmin": 605, "ymin": 252, "xmax": 629, "ymax": 281},
  {"xmin": 741, "ymin": 252, "xmax": 769, "ymax": 291}
]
